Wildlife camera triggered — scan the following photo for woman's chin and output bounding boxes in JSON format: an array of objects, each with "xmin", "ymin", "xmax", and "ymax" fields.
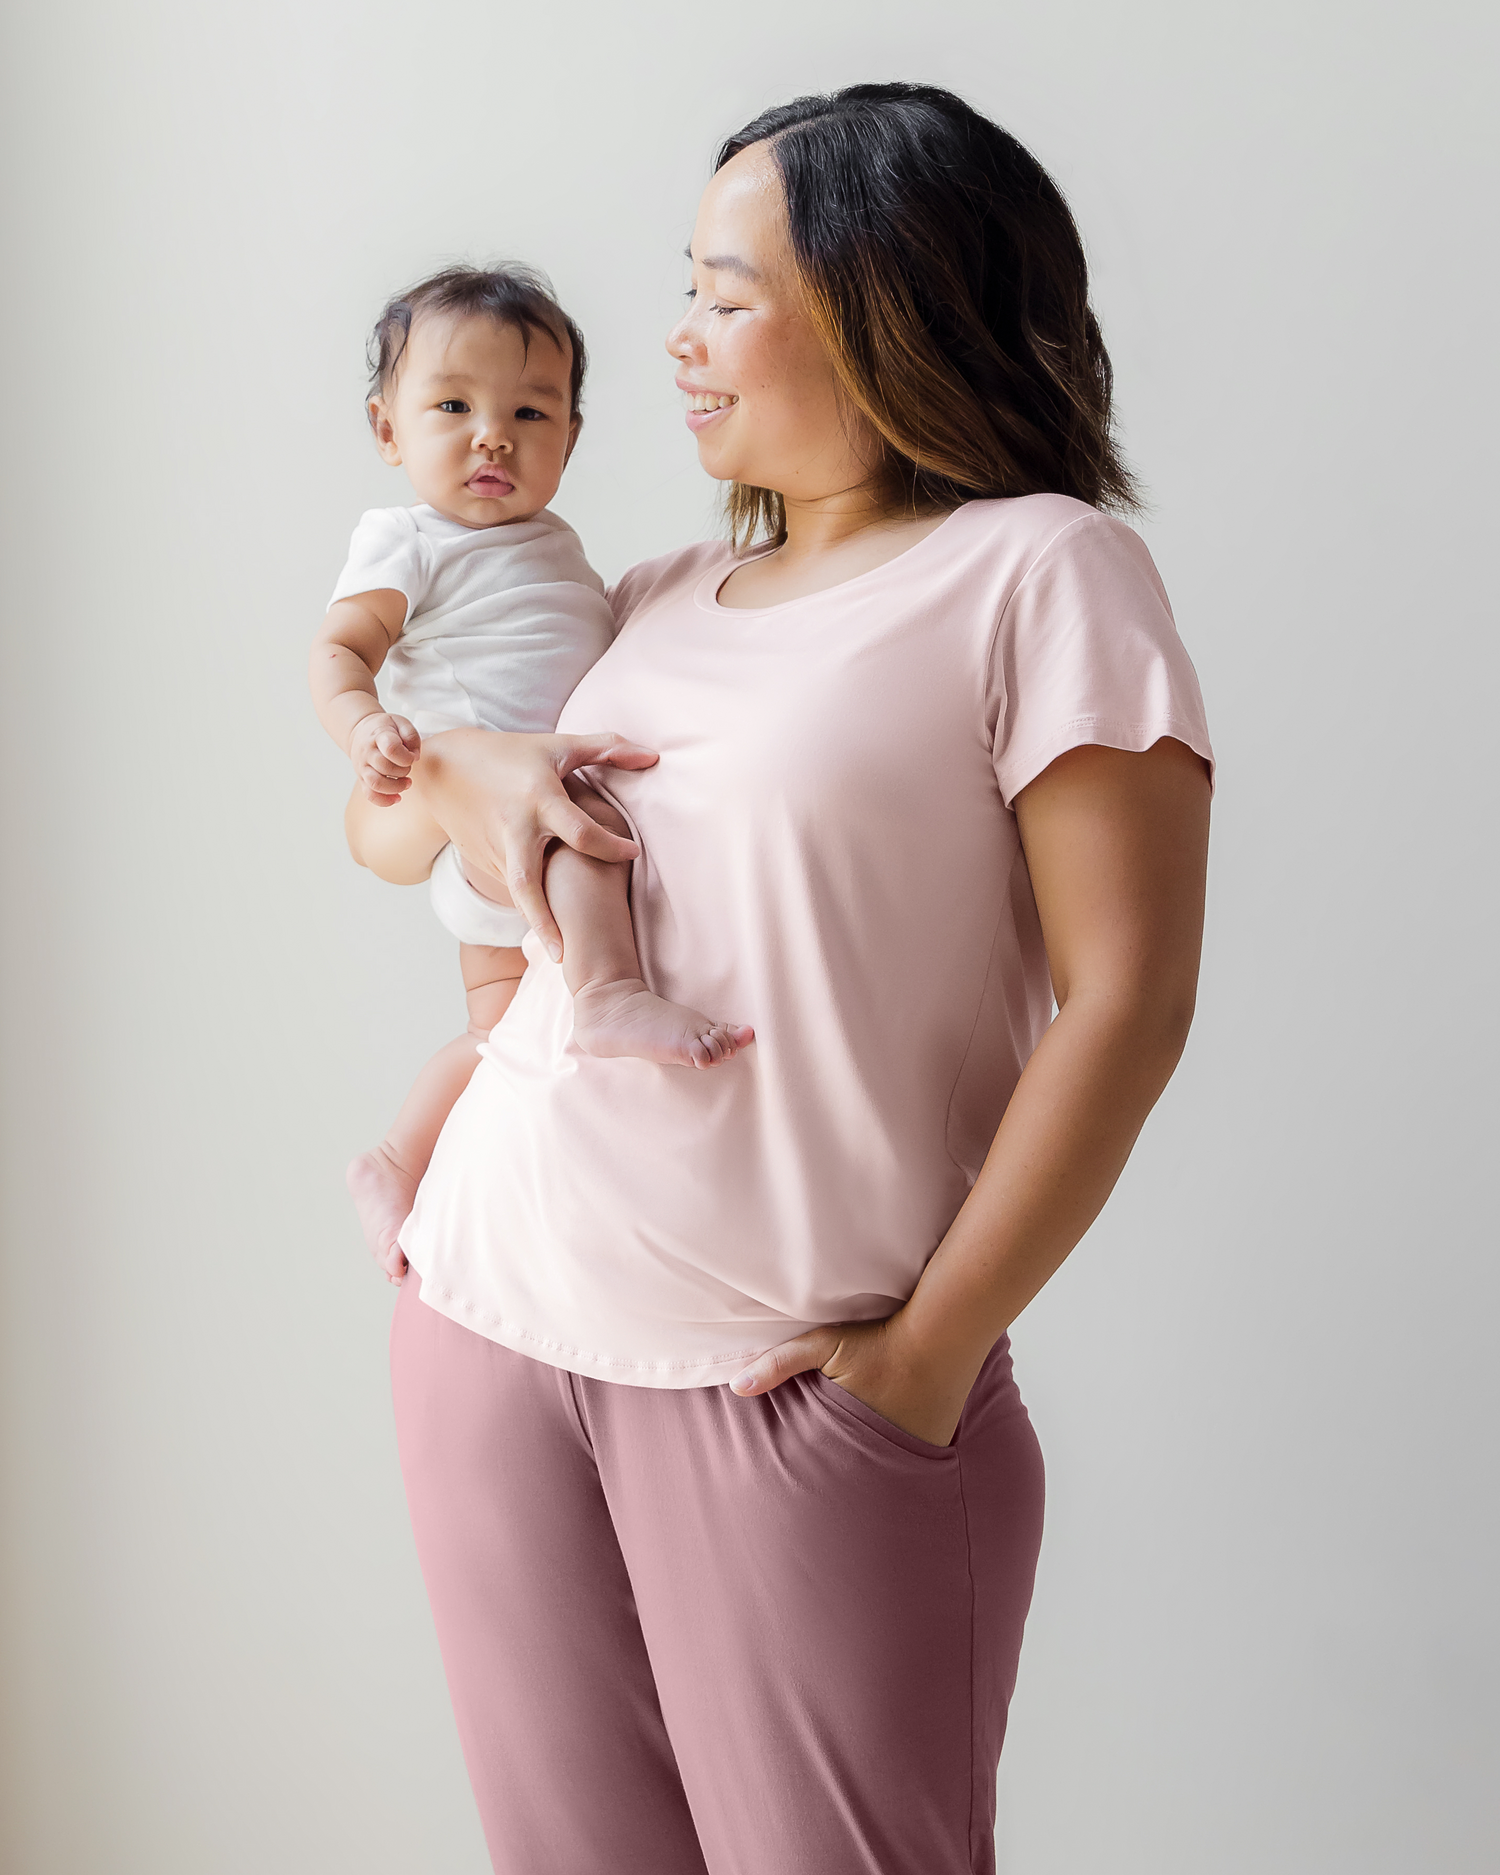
[{"xmin": 693, "ymin": 442, "xmax": 738, "ymax": 482}]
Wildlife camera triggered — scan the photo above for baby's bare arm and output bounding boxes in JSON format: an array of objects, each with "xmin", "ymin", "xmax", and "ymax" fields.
[{"xmin": 311, "ymin": 589, "xmax": 420, "ymax": 804}]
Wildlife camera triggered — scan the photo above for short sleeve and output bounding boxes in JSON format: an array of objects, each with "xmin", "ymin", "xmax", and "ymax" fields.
[
  {"xmin": 605, "ymin": 556, "xmax": 669, "ymax": 632},
  {"xmin": 986, "ymin": 513, "xmax": 1214, "ymax": 807},
  {"xmin": 327, "ymin": 508, "xmax": 430, "ymax": 625},
  {"xmin": 605, "ymin": 540, "xmax": 729, "ymax": 635}
]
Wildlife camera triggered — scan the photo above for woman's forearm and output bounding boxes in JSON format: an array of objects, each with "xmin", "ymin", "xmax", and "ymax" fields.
[
  {"xmin": 896, "ymin": 981, "xmax": 1195, "ymax": 1403},
  {"xmin": 404, "ymin": 728, "xmax": 492, "ymax": 838}
]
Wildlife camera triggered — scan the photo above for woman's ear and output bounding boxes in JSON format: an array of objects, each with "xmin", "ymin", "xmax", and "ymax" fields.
[
  {"xmin": 562, "ymin": 414, "xmax": 583, "ymax": 467},
  {"xmin": 368, "ymin": 397, "xmax": 402, "ymax": 466}
]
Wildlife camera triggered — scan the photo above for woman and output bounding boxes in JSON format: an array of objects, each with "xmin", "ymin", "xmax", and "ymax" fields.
[{"xmin": 354, "ymin": 83, "xmax": 1212, "ymax": 1875}]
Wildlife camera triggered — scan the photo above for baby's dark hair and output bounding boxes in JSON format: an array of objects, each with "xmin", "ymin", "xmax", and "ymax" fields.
[{"xmin": 367, "ymin": 263, "xmax": 587, "ymax": 419}]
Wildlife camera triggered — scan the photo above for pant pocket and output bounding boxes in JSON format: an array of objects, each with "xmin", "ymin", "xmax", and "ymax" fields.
[{"xmin": 804, "ymin": 1368, "xmax": 960, "ymax": 1462}]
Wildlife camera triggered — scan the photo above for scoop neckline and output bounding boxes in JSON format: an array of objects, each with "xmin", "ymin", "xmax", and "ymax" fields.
[{"xmin": 693, "ymin": 502, "xmax": 973, "ymax": 619}]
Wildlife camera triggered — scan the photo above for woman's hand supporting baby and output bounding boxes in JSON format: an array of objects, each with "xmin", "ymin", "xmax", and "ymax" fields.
[{"xmin": 402, "ymin": 726, "xmax": 661, "ymax": 957}]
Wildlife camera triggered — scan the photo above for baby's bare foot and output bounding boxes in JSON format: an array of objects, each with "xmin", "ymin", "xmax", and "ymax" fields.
[
  {"xmin": 347, "ymin": 1145, "xmax": 418, "ymax": 1284},
  {"xmin": 571, "ymin": 976, "xmax": 754, "ymax": 1069}
]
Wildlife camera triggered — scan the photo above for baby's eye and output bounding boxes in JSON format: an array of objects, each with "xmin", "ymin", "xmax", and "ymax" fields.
[
  {"xmin": 437, "ymin": 399, "xmax": 469, "ymax": 414},
  {"xmin": 515, "ymin": 407, "xmax": 547, "ymax": 422}
]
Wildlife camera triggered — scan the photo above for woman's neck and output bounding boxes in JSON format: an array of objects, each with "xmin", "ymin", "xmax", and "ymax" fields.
[
  {"xmin": 778, "ymin": 486, "xmax": 942, "ymax": 562},
  {"xmin": 718, "ymin": 491, "xmax": 956, "ymax": 610}
]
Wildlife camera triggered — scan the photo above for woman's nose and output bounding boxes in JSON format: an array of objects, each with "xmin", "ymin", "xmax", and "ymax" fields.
[{"xmin": 666, "ymin": 310, "xmax": 704, "ymax": 360}]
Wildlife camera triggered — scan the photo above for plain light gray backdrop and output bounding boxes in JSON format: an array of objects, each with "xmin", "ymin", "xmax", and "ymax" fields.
[{"xmin": 1, "ymin": 1, "xmax": 1495, "ymax": 1870}]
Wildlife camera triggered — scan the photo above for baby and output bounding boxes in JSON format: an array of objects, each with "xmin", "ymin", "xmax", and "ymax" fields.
[{"xmin": 310, "ymin": 264, "xmax": 753, "ymax": 1272}]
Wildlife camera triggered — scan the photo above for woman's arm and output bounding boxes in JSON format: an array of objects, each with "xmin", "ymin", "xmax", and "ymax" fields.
[
  {"xmin": 730, "ymin": 736, "xmax": 1212, "ymax": 1446},
  {"xmin": 348, "ymin": 726, "xmax": 659, "ymax": 953}
]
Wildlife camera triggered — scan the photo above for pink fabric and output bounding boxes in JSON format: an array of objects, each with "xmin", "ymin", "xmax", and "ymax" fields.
[
  {"xmin": 399, "ymin": 496, "xmax": 1214, "ymax": 1385},
  {"xmin": 390, "ymin": 1274, "xmax": 1047, "ymax": 1875}
]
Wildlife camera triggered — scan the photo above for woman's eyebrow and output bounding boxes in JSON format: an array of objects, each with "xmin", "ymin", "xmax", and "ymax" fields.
[{"xmin": 684, "ymin": 246, "xmax": 761, "ymax": 282}]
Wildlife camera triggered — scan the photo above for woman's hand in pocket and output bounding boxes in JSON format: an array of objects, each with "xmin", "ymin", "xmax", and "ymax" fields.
[{"xmin": 729, "ymin": 1312, "xmax": 977, "ymax": 1449}]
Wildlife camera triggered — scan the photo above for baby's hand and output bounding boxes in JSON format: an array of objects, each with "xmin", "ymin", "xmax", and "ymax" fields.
[{"xmin": 350, "ymin": 711, "xmax": 422, "ymax": 805}]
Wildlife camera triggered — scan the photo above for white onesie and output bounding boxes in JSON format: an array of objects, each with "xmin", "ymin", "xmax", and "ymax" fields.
[{"xmin": 329, "ymin": 503, "xmax": 615, "ymax": 946}]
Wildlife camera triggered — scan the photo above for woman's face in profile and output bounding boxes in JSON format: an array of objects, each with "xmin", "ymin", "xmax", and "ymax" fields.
[{"xmin": 667, "ymin": 143, "xmax": 865, "ymax": 502}]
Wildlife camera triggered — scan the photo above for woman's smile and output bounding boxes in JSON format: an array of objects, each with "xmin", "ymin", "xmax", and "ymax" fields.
[{"xmin": 681, "ymin": 386, "xmax": 740, "ymax": 430}]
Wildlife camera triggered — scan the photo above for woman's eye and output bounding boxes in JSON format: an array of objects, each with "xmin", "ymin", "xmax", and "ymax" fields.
[
  {"xmin": 438, "ymin": 400, "xmax": 469, "ymax": 414},
  {"xmin": 683, "ymin": 286, "xmax": 741, "ymax": 314}
]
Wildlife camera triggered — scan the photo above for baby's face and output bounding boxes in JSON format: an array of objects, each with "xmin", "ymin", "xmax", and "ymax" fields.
[{"xmin": 370, "ymin": 312, "xmax": 579, "ymax": 528}]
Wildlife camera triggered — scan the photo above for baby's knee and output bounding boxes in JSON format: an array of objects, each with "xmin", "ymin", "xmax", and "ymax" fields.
[
  {"xmin": 460, "ymin": 942, "xmax": 527, "ymax": 994},
  {"xmin": 465, "ymin": 973, "xmax": 522, "ymax": 1034}
]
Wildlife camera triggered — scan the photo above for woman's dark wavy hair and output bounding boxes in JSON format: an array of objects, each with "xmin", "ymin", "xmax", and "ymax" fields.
[
  {"xmin": 366, "ymin": 263, "xmax": 587, "ymax": 420},
  {"xmin": 716, "ymin": 84, "xmax": 1140, "ymax": 547}
]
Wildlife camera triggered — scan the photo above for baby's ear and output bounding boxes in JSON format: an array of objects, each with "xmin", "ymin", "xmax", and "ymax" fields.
[
  {"xmin": 368, "ymin": 397, "xmax": 402, "ymax": 465},
  {"xmin": 562, "ymin": 413, "xmax": 583, "ymax": 467}
]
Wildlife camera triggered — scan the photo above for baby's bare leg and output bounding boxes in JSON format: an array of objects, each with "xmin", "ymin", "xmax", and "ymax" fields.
[
  {"xmin": 548, "ymin": 781, "xmax": 753, "ymax": 1069},
  {"xmin": 345, "ymin": 781, "xmax": 451, "ymax": 885},
  {"xmin": 347, "ymin": 943, "xmax": 527, "ymax": 1282}
]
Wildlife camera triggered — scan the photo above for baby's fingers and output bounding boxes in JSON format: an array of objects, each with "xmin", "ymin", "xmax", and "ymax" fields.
[
  {"xmin": 360, "ymin": 760, "xmax": 412, "ymax": 804},
  {"xmin": 373, "ymin": 722, "xmax": 418, "ymax": 772},
  {"xmin": 362, "ymin": 782, "xmax": 409, "ymax": 807}
]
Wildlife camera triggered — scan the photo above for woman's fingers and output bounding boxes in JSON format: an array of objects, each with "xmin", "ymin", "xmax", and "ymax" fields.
[
  {"xmin": 554, "ymin": 731, "xmax": 660, "ymax": 778},
  {"xmin": 540, "ymin": 793, "xmax": 640, "ymax": 866},
  {"xmin": 504, "ymin": 837, "xmax": 564, "ymax": 960},
  {"xmin": 729, "ymin": 1327, "xmax": 842, "ymax": 1397},
  {"xmin": 545, "ymin": 734, "xmax": 654, "ymax": 861}
]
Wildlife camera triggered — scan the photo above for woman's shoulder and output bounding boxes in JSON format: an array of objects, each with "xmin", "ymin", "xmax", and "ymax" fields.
[
  {"xmin": 933, "ymin": 496, "xmax": 1170, "ymax": 631},
  {"xmin": 948, "ymin": 493, "xmax": 1147, "ymax": 568},
  {"xmin": 607, "ymin": 537, "xmax": 735, "ymax": 629}
]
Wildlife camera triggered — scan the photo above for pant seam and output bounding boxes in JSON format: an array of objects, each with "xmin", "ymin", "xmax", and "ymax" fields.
[{"xmin": 956, "ymin": 1446, "xmax": 980, "ymax": 1872}]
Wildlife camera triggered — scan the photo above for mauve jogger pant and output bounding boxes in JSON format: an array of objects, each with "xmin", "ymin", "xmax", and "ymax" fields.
[{"xmin": 390, "ymin": 1274, "xmax": 1046, "ymax": 1875}]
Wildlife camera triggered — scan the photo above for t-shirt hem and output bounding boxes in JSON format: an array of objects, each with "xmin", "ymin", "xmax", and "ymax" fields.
[{"xmin": 404, "ymin": 1264, "xmax": 780, "ymax": 1390}]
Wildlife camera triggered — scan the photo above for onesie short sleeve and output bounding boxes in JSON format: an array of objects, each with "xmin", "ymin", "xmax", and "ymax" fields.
[
  {"xmin": 985, "ymin": 513, "xmax": 1214, "ymax": 808},
  {"xmin": 328, "ymin": 507, "xmax": 432, "ymax": 627}
]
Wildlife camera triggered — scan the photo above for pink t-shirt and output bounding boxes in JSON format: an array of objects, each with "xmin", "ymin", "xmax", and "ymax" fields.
[{"xmin": 398, "ymin": 496, "xmax": 1214, "ymax": 1386}]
